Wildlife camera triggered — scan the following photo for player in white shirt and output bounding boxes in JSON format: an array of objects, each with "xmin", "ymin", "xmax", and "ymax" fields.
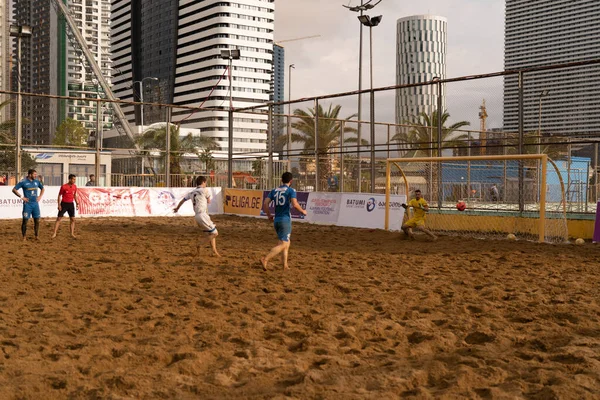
[{"xmin": 174, "ymin": 176, "xmax": 221, "ymax": 258}]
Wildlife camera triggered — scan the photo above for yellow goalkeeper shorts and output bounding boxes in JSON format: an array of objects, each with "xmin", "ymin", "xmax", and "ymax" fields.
[{"xmin": 404, "ymin": 217, "xmax": 425, "ymax": 228}]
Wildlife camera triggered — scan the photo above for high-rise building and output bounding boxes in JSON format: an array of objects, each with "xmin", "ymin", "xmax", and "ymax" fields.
[
  {"xmin": 13, "ymin": 0, "xmax": 62, "ymax": 144},
  {"xmin": 111, "ymin": 0, "xmax": 274, "ymax": 155},
  {"xmin": 0, "ymin": 0, "xmax": 10, "ymax": 122},
  {"xmin": 271, "ymin": 43, "xmax": 284, "ymax": 153},
  {"xmin": 395, "ymin": 15, "xmax": 447, "ymax": 126},
  {"xmin": 504, "ymin": 0, "xmax": 600, "ymax": 135},
  {"xmin": 65, "ymin": 0, "xmax": 113, "ymax": 133}
]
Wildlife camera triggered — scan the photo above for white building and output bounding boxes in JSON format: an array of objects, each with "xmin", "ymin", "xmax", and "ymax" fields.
[
  {"xmin": 110, "ymin": 0, "xmax": 274, "ymax": 157},
  {"xmin": 396, "ymin": 15, "xmax": 447, "ymax": 125},
  {"xmin": 504, "ymin": 0, "xmax": 600, "ymax": 136},
  {"xmin": 66, "ymin": 0, "xmax": 112, "ymax": 132}
]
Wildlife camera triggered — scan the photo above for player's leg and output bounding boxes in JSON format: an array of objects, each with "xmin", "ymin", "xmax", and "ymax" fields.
[
  {"xmin": 208, "ymin": 231, "xmax": 220, "ymax": 257},
  {"xmin": 280, "ymin": 241, "xmax": 291, "ymax": 270},
  {"xmin": 402, "ymin": 218, "xmax": 416, "ymax": 239},
  {"xmin": 261, "ymin": 221, "xmax": 291, "ymax": 271},
  {"xmin": 33, "ymin": 219, "xmax": 40, "ymax": 240},
  {"xmin": 416, "ymin": 225, "xmax": 437, "ymax": 240},
  {"xmin": 32, "ymin": 203, "xmax": 41, "ymax": 240},
  {"xmin": 262, "ymin": 240, "xmax": 288, "ymax": 271},
  {"xmin": 52, "ymin": 204, "xmax": 66, "ymax": 238},
  {"xmin": 68, "ymin": 203, "xmax": 76, "ymax": 238},
  {"xmin": 52, "ymin": 216, "xmax": 62, "ymax": 238},
  {"xmin": 21, "ymin": 218, "xmax": 28, "ymax": 240},
  {"xmin": 195, "ymin": 213, "xmax": 220, "ymax": 257}
]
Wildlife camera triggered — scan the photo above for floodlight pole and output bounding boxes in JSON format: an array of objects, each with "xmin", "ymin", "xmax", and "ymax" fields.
[
  {"xmin": 287, "ymin": 64, "xmax": 295, "ymax": 166},
  {"xmin": 369, "ymin": 24, "xmax": 375, "ymax": 193},
  {"xmin": 357, "ymin": 4, "xmax": 364, "ymax": 193},
  {"xmin": 11, "ymin": 25, "xmax": 32, "ymax": 181},
  {"xmin": 221, "ymin": 50, "xmax": 240, "ymax": 188}
]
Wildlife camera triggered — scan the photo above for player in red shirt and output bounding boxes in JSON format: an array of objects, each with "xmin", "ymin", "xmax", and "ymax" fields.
[{"xmin": 52, "ymin": 174, "xmax": 79, "ymax": 238}]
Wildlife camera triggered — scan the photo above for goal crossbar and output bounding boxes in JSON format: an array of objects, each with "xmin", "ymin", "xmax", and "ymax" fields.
[{"xmin": 385, "ymin": 154, "xmax": 552, "ymax": 242}]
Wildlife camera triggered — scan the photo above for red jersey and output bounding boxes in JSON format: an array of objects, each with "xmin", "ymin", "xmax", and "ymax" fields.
[{"xmin": 59, "ymin": 183, "xmax": 77, "ymax": 203}]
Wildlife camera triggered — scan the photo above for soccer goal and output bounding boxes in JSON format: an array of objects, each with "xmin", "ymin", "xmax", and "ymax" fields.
[{"xmin": 384, "ymin": 154, "xmax": 569, "ymax": 243}]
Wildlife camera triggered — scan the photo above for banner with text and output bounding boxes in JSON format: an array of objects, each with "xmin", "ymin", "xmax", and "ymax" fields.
[
  {"xmin": 0, "ymin": 186, "xmax": 224, "ymax": 219},
  {"xmin": 260, "ymin": 190, "xmax": 308, "ymax": 219},
  {"xmin": 337, "ymin": 193, "xmax": 407, "ymax": 230},
  {"xmin": 78, "ymin": 188, "xmax": 152, "ymax": 217},
  {"xmin": 305, "ymin": 192, "xmax": 341, "ymax": 224},
  {"xmin": 150, "ymin": 187, "xmax": 223, "ymax": 217},
  {"xmin": 223, "ymin": 189, "xmax": 263, "ymax": 216},
  {"xmin": 0, "ymin": 186, "xmax": 60, "ymax": 219}
]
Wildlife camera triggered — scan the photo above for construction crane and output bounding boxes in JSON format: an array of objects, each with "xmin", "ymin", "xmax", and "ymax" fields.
[
  {"xmin": 49, "ymin": 0, "xmax": 137, "ymax": 145},
  {"xmin": 274, "ymin": 35, "xmax": 321, "ymax": 46}
]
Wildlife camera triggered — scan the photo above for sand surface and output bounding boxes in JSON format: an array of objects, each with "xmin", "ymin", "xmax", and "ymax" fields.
[{"xmin": 0, "ymin": 215, "xmax": 599, "ymax": 399}]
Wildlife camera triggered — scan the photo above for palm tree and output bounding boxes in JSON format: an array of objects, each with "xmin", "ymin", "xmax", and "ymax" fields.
[
  {"xmin": 278, "ymin": 103, "xmax": 366, "ymax": 190},
  {"xmin": 136, "ymin": 123, "xmax": 220, "ymax": 179},
  {"xmin": 392, "ymin": 109, "xmax": 470, "ymax": 158}
]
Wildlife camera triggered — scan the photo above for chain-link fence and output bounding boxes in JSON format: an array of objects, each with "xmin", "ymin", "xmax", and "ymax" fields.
[{"xmin": 1, "ymin": 59, "xmax": 600, "ymax": 213}]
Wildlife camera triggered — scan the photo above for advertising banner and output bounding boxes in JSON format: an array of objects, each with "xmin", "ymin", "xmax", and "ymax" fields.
[
  {"xmin": 162, "ymin": 187, "xmax": 223, "ymax": 216},
  {"xmin": 305, "ymin": 192, "xmax": 341, "ymax": 224},
  {"xmin": 78, "ymin": 188, "xmax": 152, "ymax": 217},
  {"xmin": 260, "ymin": 190, "xmax": 308, "ymax": 219},
  {"xmin": 223, "ymin": 189, "xmax": 263, "ymax": 216},
  {"xmin": 0, "ymin": 186, "xmax": 224, "ymax": 219},
  {"xmin": 337, "ymin": 193, "xmax": 407, "ymax": 230},
  {"xmin": 0, "ymin": 186, "xmax": 59, "ymax": 219}
]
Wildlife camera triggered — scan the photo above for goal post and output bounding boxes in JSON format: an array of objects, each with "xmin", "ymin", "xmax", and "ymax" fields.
[{"xmin": 385, "ymin": 154, "xmax": 568, "ymax": 243}]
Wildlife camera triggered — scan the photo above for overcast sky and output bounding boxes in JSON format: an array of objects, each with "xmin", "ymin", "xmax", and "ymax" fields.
[{"xmin": 274, "ymin": 0, "xmax": 506, "ymax": 130}]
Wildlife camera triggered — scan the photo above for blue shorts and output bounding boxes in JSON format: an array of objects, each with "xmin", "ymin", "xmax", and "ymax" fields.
[
  {"xmin": 274, "ymin": 220, "xmax": 292, "ymax": 242},
  {"xmin": 23, "ymin": 202, "xmax": 41, "ymax": 220}
]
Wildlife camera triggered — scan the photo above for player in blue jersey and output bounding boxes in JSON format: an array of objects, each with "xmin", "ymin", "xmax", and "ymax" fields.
[
  {"xmin": 260, "ymin": 172, "xmax": 307, "ymax": 271},
  {"xmin": 12, "ymin": 169, "xmax": 45, "ymax": 241}
]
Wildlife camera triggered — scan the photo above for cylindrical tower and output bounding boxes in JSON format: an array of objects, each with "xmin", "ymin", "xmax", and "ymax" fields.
[{"xmin": 396, "ymin": 15, "xmax": 447, "ymax": 126}]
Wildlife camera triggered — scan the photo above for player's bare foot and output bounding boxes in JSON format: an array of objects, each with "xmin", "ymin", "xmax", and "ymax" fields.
[
  {"xmin": 22, "ymin": 237, "xmax": 27, "ymax": 242},
  {"xmin": 214, "ymin": 252, "xmax": 221, "ymax": 258},
  {"xmin": 71, "ymin": 234, "xmax": 77, "ymax": 239},
  {"xmin": 431, "ymin": 236, "xmax": 438, "ymax": 242},
  {"xmin": 51, "ymin": 233, "xmax": 57, "ymax": 238},
  {"xmin": 35, "ymin": 236, "xmax": 40, "ymax": 241},
  {"xmin": 260, "ymin": 258, "xmax": 268, "ymax": 271}
]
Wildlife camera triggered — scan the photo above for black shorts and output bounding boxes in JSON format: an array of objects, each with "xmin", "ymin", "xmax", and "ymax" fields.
[{"xmin": 58, "ymin": 202, "xmax": 76, "ymax": 218}]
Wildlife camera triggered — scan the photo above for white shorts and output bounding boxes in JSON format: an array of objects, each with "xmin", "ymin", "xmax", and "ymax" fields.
[{"xmin": 195, "ymin": 213, "xmax": 217, "ymax": 236}]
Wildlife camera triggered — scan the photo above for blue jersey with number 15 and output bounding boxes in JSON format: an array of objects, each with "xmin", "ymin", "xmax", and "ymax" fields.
[{"xmin": 268, "ymin": 185, "xmax": 296, "ymax": 222}]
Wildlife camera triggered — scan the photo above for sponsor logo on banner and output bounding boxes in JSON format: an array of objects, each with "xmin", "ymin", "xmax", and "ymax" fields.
[
  {"xmin": 223, "ymin": 189, "xmax": 263, "ymax": 216},
  {"xmin": 260, "ymin": 190, "xmax": 308, "ymax": 219},
  {"xmin": 306, "ymin": 192, "xmax": 341, "ymax": 223},
  {"xmin": 0, "ymin": 186, "xmax": 59, "ymax": 219},
  {"xmin": 35, "ymin": 153, "xmax": 54, "ymax": 160},
  {"xmin": 78, "ymin": 188, "xmax": 152, "ymax": 216},
  {"xmin": 338, "ymin": 194, "xmax": 407, "ymax": 230}
]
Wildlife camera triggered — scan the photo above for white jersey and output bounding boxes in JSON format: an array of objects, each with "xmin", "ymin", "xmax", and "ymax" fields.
[{"xmin": 184, "ymin": 187, "xmax": 211, "ymax": 215}]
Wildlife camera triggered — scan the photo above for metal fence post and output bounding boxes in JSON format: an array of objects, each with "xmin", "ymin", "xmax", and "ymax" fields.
[
  {"xmin": 436, "ymin": 79, "xmax": 443, "ymax": 208},
  {"xmin": 370, "ymin": 89, "xmax": 376, "ymax": 193},
  {"xmin": 268, "ymin": 104, "xmax": 274, "ymax": 187},
  {"xmin": 314, "ymin": 99, "xmax": 319, "ymax": 191},
  {"xmin": 95, "ymin": 99, "xmax": 101, "ymax": 186},
  {"xmin": 228, "ymin": 109, "xmax": 234, "ymax": 188},
  {"xmin": 340, "ymin": 120, "xmax": 345, "ymax": 192},
  {"xmin": 518, "ymin": 70, "xmax": 525, "ymax": 212},
  {"xmin": 165, "ymin": 106, "xmax": 172, "ymax": 188}
]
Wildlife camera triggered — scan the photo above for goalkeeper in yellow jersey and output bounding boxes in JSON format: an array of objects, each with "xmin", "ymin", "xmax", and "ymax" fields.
[{"xmin": 401, "ymin": 189, "xmax": 437, "ymax": 241}]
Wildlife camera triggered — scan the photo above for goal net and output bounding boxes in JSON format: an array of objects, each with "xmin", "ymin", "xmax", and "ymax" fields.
[{"xmin": 384, "ymin": 155, "xmax": 569, "ymax": 243}]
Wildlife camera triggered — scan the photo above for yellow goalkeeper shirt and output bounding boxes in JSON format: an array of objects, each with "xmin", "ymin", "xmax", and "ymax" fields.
[{"xmin": 409, "ymin": 198, "xmax": 428, "ymax": 220}]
